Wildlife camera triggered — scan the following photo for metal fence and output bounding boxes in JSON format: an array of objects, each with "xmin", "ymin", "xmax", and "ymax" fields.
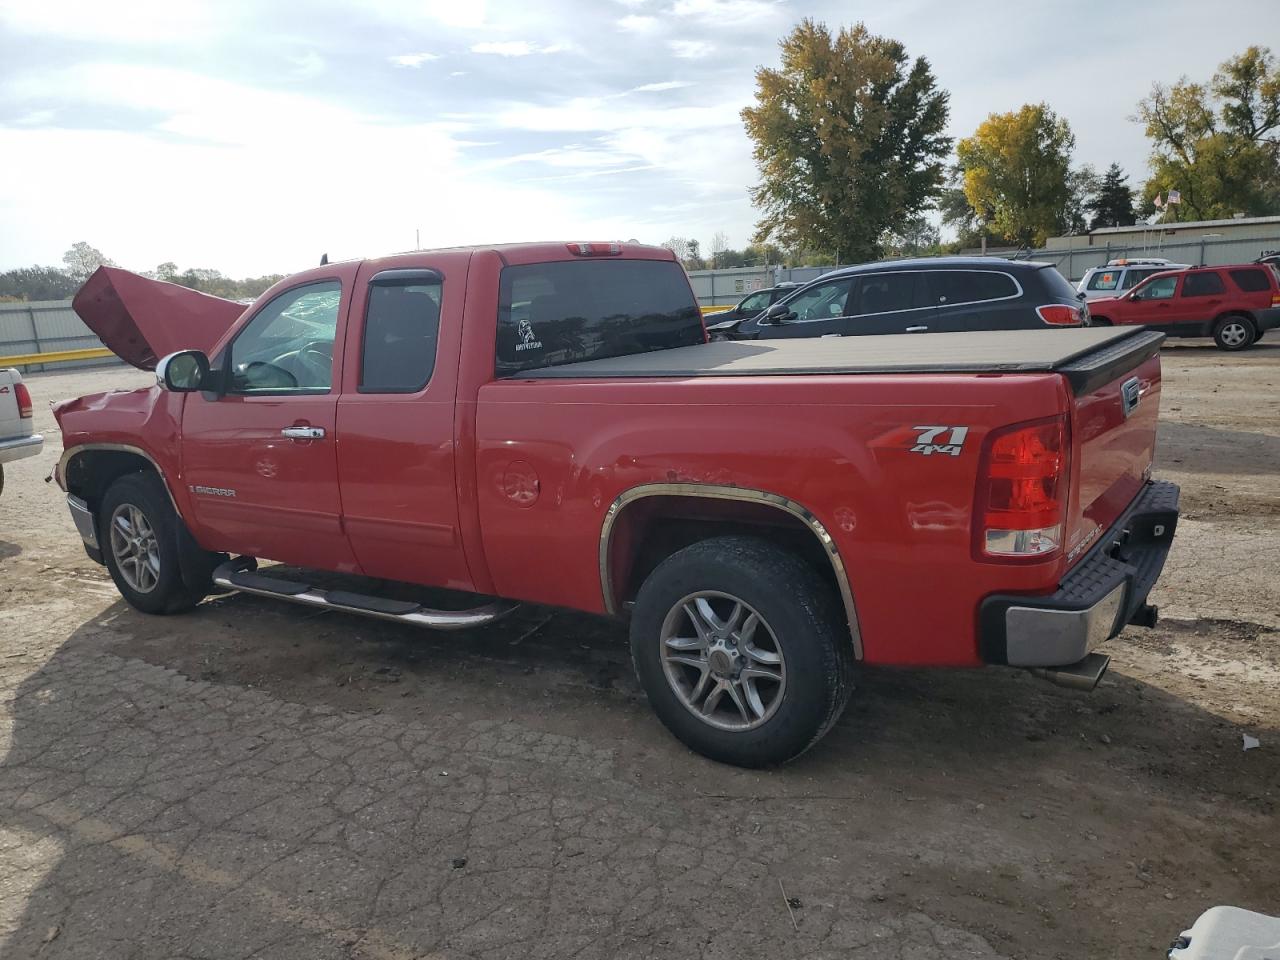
[
  {"xmin": 688, "ymin": 232, "xmax": 1280, "ymax": 306},
  {"xmin": 0, "ymin": 299, "xmax": 120, "ymax": 373},
  {"xmin": 687, "ymin": 265, "xmax": 839, "ymax": 307},
  {"xmin": 1023, "ymin": 233, "xmax": 1280, "ymax": 283}
]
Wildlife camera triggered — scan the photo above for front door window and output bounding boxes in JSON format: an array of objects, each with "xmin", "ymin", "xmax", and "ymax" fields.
[{"xmin": 227, "ymin": 282, "xmax": 342, "ymax": 393}]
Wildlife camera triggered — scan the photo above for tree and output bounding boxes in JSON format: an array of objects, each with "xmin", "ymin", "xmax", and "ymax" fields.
[
  {"xmin": 661, "ymin": 236, "xmax": 706, "ymax": 270},
  {"xmin": 955, "ymin": 104, "xmax": 1076, "ymax": 246},
  {"xmin": 1136, "ymin": 46, "xmax": 1280, "ymax": 219},
  {"xmin": 0, "ymin": 266, "xmax": 80, "ymax": 301},
  {"xmin": 1088, "ymin": 163, "xmax": 1137, "ymax": 229},
  {"xmin": 708, "ymin": 231, "xmax": 730, "ymax": 268},
  {"xmin": 61, "ymin": 242, "xmax": 115, "ymax": 281},
  {"xmin": 884, "ymin": 216, "xmax": 940, "ymax": 257},
  {"xmin": 742, "ymin": 19, "xmax": 951, "ymax": 264}
]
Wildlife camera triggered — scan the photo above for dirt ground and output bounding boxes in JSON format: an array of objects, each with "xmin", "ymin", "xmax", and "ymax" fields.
[{"xmin": 1, "ymin": 341, "xmax": 1276, "ymax": 960}]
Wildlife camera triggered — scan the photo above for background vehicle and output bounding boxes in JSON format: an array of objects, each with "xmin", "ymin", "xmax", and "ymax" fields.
[
  {"xmin": 1088, "ymin": 262, "xmax": 1280, "ymax": 350},
  {"xmin": 723, "ymin": 257, "xmax": 1087, "ymax": 340},
  {"xmin": 0, "ymin": 368, "xmax": 42, "ymax": 497},
  {"xmin": 1077, "ymin": 258, "xmax": 1190, "ymax": 300},
  {"xmin": 703, "ymin": 283, "xmax": 797, "ymax": 332},
  {"xmin": 56, "ymin": 246, "xmax": 1177, "ymax": 767}
]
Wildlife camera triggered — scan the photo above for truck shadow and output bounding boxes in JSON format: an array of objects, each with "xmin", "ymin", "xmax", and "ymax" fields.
[
  {"xmin": 1, "ymin": 598, "xmax": 1275, "ymax": 958},
  {"xmin": 1158, "ymin": 421, "xmax": 1280, "ymax": 477}
]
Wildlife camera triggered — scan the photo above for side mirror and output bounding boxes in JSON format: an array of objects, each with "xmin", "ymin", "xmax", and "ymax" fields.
[
  {"xmin": 156, "ymin": 350, "xmax": 211, "ymax": 392},
  {"xmin": 1128, "ymin": 291, "xmax": 1142, "ymax": 301},
  {"xmin": 759, "ymin": 302, "xmax": 792, "ymax": 325}
]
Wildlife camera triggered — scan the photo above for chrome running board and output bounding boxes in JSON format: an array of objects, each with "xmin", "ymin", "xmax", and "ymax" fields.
[{"xmin": 212, "ymin": 558, "xmax": 518, "ymax": 631}]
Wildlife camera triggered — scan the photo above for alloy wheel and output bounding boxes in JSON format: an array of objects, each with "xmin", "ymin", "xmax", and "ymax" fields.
[
  {"xmin": 109, "ymin": 503, "xmax": 161, "ymax": 594},
  {"xmin": 659, "ymin": 591, "xmax": 787, "ymax": 731}
]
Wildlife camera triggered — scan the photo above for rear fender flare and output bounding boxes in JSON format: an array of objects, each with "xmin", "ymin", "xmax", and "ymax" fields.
[{"xmin": 599, "ymin": 482, "xmax": 863, "ymax": 658}]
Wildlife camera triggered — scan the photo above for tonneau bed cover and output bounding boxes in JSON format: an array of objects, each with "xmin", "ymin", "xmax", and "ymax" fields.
[{"xmin": 522, "ymin": 326, "xmax": 1164, "ymax": 394}]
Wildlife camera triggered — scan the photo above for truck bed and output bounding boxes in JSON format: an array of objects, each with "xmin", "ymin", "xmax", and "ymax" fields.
[{"xmin": 521, "ymin": 326, "xmax": 1164, "ymax": 393}]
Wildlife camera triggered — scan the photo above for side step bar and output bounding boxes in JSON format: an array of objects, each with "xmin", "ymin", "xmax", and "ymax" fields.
[{"xmin": 212, "ymin": 558, "xmax": 518, "ymax": 631}]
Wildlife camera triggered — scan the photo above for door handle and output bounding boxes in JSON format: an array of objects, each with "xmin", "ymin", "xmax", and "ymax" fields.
[
  {"xmin": 905, "ymin": 325, "xmax": 929, "ymax": 332},
  {"xmin": 281, "ymin": 426, "xmax": 325, "ymax": 440}
]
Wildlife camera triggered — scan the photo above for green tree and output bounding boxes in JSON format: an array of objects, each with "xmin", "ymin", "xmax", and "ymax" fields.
[
  {"xmin": 955, "ymin": 104, "xmax": 1076, "ymax": 246},
  {"xmin": 0, "ymin": 266, "xmax": 79, "ymax": 301},
  {"xmin": 1137, "ymin": 46, "xmax": 1280, "ymax": 219},
  {"xmin": 1088, "ymin": 163, "xmax": 1137, "ymax": 229},
  {"xmin": 742, "ymin": 19, "xmax": 951, "ymax": 264},
  {"xmin": 61, "ymin": 241, "xmax": 115, "ymax": 282},
  {"xmin": 884, "ymin": 216, "xmax": 940, "ymax": 257}
]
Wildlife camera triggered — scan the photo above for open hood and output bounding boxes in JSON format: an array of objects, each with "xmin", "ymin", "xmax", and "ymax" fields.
[{"xmin": 72, "ymin": 266, "xmax": 248, "ymax": 371}]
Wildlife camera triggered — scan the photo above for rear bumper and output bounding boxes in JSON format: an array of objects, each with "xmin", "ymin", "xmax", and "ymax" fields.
[
  {"xmin": 1254, "ymin": 306, "xmax": 1280, "ymax": 333},
  {"xmin": 0, "ymin": 433, "xmax": 42, "ymax": 464},
  {"xmin": 980, "ymin": 480, "xmax": 1180, "ymax": 668}
]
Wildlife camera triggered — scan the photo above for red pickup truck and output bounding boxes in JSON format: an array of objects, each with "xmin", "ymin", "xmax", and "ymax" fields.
[
  {"xmin": 1087, "ymin": 262, "xmax": 1280, "ymax": 350},
  {"xmin": 55, "ymin": 243, "xmax": 1179, "ymax": 766}
]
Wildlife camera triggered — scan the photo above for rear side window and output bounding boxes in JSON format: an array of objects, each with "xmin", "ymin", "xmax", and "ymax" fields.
[
  {"xmin": 1182, "ymin": 272, "xmax": 1226, "ymax": 297},
  {"xmin": 855, "ymin": 272, "xmax": 930, "ymax": 313},
  {"xmin": 1087, "ymin": 270, "xmax": 1119, "ymax": 291},
  {"xmin": 1121, "ymin": 268, "xmax": 1157, "ymax": 289},
  {"xmin": 360, "ymin": 275, "xmax": 441, "ymax": 393},
  {"xmin": 496, "ymin": 259, "xmax": 702, "ymax": 377},
  {"xmin": 1035, "ymin": 266, "xmax": 1079, "ymax": 302},
  {"xmin": 934, "ymin": 270, "xmax": 1020, "ymax": 305},
  {"xmin": 1229, "ymin": 268, "xmax": 1271, "ymax": 293}
]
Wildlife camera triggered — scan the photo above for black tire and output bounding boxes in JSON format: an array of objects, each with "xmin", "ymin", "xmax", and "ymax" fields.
[
  {"xmin": 100, "ymin": 472, "xmax": 209, "ymax": 614},
  {"xmin": 1213, "ymin": 315, "xmax": 1256, "ymax": 351},
  {"xmin": 629, "ymin": 536, "xmax": 853, "ymax": 767}
]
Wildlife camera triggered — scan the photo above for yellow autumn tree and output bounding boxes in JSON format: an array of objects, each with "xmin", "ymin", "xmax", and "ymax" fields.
[{"xmin": 956, "ymin": 104, "xmax": 1075, "ymax": 246}]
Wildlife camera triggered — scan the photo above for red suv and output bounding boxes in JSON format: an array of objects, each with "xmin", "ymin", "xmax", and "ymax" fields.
[{"xmin": 1088, "ymin": 263, "xmax": 1280, "ymax": 350}]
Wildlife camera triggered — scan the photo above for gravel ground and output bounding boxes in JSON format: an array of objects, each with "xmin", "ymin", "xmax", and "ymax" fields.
[{"xmin": 1, "ymin": 341, "xmax": 1276, "ymax": 960}]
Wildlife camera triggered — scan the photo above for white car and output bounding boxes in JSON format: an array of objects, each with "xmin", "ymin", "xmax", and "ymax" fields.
[
  {"xmin": 0, "ymin": 368, "xmax": 42, "ymax": 496},
  {"xmin": 1077, "ymin": 258, "xmax": 1191, "ymax": 300}
]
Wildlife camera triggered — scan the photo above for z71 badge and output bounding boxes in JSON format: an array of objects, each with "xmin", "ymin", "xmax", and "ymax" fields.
[{"xmin": 910, "ymin": 425, "xmax": 969, "ymax": 457}]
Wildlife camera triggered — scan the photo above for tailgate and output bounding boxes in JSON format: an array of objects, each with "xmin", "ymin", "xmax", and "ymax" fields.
[{"xmin": 1060, "ymin": 331, "xmax": 1165, "ymax": 566}]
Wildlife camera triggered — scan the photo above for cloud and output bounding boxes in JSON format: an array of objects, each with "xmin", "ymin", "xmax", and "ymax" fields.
[
  {"xmin": 629, "ymin": 81, "xmax": 692, "ymax": 93},
  {"xmin": 289, "ymin": 52, "xmax": 326, "ymax": 78},
  {"xmin": 470, "ymin": 40, "xmax": 569, "ymax": 57},
  {"xmin": 617, "ymin": 15, "xmax": 658, "ymax": 32},
  {"xmin": 0, "ymin": 0, "xmax": 220, "ymax": 43},
  {"xmin": 670, "ymin": 40, "xmax": 714, "ymax": 59},
  {"xmin": 389, "ymin": 52, "xmax": 440, "ymax": 67},
  {"xmin": 670, "ymin": 0, "xmax": 779, "ymax": 21}
]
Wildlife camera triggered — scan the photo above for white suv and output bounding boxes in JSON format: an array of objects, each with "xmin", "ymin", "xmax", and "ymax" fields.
[{"xmin": 1077, "ymin": 258, "xmax": 1191, "ymax": 300}]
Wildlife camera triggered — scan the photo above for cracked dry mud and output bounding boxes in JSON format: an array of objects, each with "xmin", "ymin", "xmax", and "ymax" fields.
[{"xmin": 1, "ymin": 341, "xmax": 1277, "ymax": 960}]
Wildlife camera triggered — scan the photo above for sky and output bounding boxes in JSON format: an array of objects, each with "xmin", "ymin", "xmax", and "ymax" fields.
[{"xmin": 0, "ymin": 0, "xmax": 1274, "ymax": 277}]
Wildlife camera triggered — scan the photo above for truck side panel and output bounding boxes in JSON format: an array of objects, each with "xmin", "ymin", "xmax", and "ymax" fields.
[{"xmin": 474, "ymin": 373, "xmax": 1073, "ymax": 667}]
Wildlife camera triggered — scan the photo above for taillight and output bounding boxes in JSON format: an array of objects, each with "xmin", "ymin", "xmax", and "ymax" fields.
[
  {"xmin": 14, "ymin": 381, "xmax": 32, "ymax": 419},
  {"xmin": 1271, "ymin": 293, "xmax": 1280, "ymax": 306},
  {"xmin": 1037, "ymin": 304, "xmax": 1083, "ymax": 326},
  {"xmin": 975, "ymin": 415, "xmax": 1070, "ymax": 560},
  {"xmin": 567, "ymin": 242, "xmax": 622, "ymax": 257}
]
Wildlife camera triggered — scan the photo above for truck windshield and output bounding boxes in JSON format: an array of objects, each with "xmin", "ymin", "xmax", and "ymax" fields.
[{"xmin": 496, "ymin": 259, "xmax": 703, "ymax": 377}]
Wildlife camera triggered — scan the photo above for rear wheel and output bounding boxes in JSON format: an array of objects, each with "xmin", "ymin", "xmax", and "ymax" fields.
[
  {"xmin": 629, "ymin": 536, "xmax": 853, "ymax": 767},
  {"xmin": 1213, "ymin": 316, "xmax": 1256, "ymax": 351},
  {"xmin": 101, "ymin": 472, "xmax": 210, "ymax": 614}
]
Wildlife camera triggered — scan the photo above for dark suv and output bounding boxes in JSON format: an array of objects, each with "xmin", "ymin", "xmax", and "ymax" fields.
[
  {"xmin": 721, "ymin": 257, "xmax": 1087, "ymax": 340},
  {"xmin": 703, "ymin": 283, "xmax": 799, "ymax": 332}
]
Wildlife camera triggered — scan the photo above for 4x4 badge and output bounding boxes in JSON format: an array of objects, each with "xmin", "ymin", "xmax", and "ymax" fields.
[{"xmin": 910, "ymin": 425, "xmax": 969, "ymax": 457}]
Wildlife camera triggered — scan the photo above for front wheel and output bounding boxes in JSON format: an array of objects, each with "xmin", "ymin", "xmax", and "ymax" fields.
[
  {"xmin": 630, "ymin": 536, "xmax": 853, "ymax": 767},
  {"xmin": 1213, "ymin": 316, "xmax": 1256, "ymax": 351},
  {"xmin": 101, "ymin": 472, "xmax": 209, "ymax": 614}
]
